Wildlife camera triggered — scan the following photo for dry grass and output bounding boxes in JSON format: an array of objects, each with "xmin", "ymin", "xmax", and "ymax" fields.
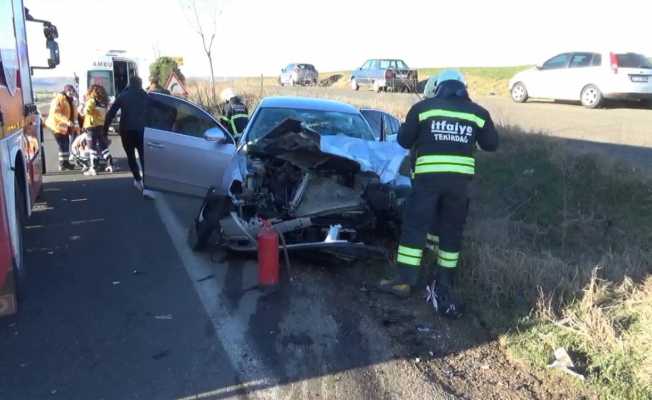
[
  {"xmin": 188, "ymin": 83, "xmax": 651, "ymax": 399},
  {"xmin": 469, "ymin": 128, "xmax": 652, "ymax": 399}
]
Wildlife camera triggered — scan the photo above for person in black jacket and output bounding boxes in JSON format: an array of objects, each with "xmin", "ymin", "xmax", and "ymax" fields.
[
  {"xmin": 104, "ymin": 76, "xmax": 150, "ymax": 194},
  {"xmin": 379, "ymin": 70, "xmax": 498, "ymax": 319},
  {"xmin": 219, "ymin": 88, "xmax": 249, "ymax": 138}
]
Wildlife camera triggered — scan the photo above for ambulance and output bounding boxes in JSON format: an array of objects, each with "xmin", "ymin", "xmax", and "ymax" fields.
[{"xmin": 77, "ymin": 50, "xmax": 141, "ymax": 102}]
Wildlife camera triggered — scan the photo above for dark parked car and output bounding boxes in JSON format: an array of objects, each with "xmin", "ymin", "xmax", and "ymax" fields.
[
  {"xmin": 351, "ymin": 59, "xmax": 418, "ymax": 92},
  {"xmin": 360, "ymin": 108, "xmax": 401, "ymax": 141}
]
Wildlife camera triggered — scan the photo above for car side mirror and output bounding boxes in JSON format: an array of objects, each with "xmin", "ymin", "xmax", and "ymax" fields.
[
  {"xmin": 46, "ymin": 39, "xmax": 60, "ymax": 68},
  {"xmin": 203, "ymin": 127, "xmax": 228, "ymax": 144},
  {"xmin": 535, "ymin": 64, "xmax": 543, "ymax": 70}
]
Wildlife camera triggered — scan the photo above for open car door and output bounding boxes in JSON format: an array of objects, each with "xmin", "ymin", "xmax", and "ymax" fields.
[{"xmin": 144, "ymin": 93, "xmax": 236, "ymax": 197}]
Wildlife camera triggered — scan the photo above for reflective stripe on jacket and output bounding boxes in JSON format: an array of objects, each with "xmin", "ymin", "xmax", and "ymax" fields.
[{"xmin": 397, "ymin": 90, "xmax": 498, "ymax": 177}]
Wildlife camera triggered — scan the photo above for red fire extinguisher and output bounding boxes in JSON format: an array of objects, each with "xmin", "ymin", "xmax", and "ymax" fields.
[{"xmin": 257, "ymin": 220, "xmax": 279, "ymax": 287}]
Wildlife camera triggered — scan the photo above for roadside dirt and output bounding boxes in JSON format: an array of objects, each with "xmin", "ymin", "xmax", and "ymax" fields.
[{"xmin": 266, "ymin": 255, "xmax": 595, "ymax": 400}]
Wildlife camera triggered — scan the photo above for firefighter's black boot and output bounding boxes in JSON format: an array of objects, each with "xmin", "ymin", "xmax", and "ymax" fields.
[{"xmin": 425, "ymin": 267, "xmax": 465, "ymax": 319}]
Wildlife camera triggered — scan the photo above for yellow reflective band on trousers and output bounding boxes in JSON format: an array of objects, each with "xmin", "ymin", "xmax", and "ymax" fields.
[
  {"xmin": 414, "ymin": 155, "xmax": 475, "ymax": 175},
  {"xmin": 397, "ymin": 245, "xmax": 422, "ymax": 267},
  {"xmin": 418, "ymin": 109, "xmax": 486, "ymax": 128},
  {"xmin": 438, "ymin": 250, "xmax": 459, "ymax": 269}
]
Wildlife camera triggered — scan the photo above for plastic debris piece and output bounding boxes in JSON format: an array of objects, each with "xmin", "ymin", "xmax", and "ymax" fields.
[
  {"xmin": 547, "ymin": 347, "xmax": 585, "ymax": 381},
  {"xmin": 154, "ymin": 314, "xmax": 173, "ymax": 320},
  {"xmin": 416, "ymin": 325, "xmax": 431, "ymax": 333},
  {"xmin": 112, "ymin": 281, "xmax": 120, "ymax": 286}
]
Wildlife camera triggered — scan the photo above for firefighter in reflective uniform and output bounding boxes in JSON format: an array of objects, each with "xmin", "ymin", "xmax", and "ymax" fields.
[
  {"xmin": 219, "ymin": 88, "xmax": 249, "ymax": 138},
  {"xmin": 380, "ymin": 70, "xmax": 498, "ymax": 318},
  {"xmin": 45, "ymin": 85, "xmax": 79, "ymax": 171}
]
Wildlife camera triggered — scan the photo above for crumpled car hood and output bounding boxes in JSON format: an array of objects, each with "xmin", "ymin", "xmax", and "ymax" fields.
[{"xmin": 221, "ymin": 118, "xmax": 410, "ymax": 195}]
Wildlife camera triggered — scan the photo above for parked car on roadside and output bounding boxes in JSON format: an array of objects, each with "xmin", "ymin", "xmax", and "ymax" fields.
[
  {"xmin": 279, "ymin": 63, "xmax": 319, "ymax": 86},
  {"xmin": 350, "ymin": 59, "xmax": 418, "ymax": 93},
  {"xmin": 360, "ymin": 109, "xmax": 401, "ymax": 141},
  {"xmin": 509, "ymin": 51, "xmax": 652, "ymax": 108}
]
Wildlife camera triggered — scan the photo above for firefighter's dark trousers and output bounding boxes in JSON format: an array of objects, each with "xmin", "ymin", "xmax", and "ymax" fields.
[{"xmin": 396, "ymin": 175, "xmax": 469, "ymax": 286}]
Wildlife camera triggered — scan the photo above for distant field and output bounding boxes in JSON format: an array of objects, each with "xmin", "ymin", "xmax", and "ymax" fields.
[{"xmin": 318, "ymin": 65, "xmax": 530, "ymax": 97}]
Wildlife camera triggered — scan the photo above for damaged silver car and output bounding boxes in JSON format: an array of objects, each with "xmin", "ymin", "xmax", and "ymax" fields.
[{"xmin": 142, "ymin": 94, "xmax": 410, "ymax": 259}]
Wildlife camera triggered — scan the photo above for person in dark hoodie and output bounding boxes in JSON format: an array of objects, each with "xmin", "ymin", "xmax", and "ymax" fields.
[
  {"xmin": 379, "ymin": 69, "xmax": 498, "ymax": 319},
  {"xmin": 104, "ymin": 76, "xmax": 152, "ymax": 197}
]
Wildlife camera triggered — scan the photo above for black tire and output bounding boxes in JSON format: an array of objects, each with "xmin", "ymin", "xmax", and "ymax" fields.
[
  {"xmin": 511, "ymin": 82, "xmax": 528, "ymax": 103},
  {"xmin": 581, "ymin": 84, "xmax": 603, "ymax": 108},
  {"xmin": 351, "ymin": 78, "xmax": 359, "ymax": 91},
  {"xmin": 13, "ymin": 173, "xmax": 27, "ymax": 296},
  {"xmin": 187, "ymin": 223, "xmax": 210, "ymax": 252}
]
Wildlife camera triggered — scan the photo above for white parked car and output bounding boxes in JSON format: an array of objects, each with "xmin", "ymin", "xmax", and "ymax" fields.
[{"xmin": 509, "ymin": 51, "xmax": 652, "ymax": 108}]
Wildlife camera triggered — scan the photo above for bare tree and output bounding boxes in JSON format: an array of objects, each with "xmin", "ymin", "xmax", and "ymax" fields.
[{"xmin": 180, "ymin": 0, "xmax": 223, "ymax": 102}]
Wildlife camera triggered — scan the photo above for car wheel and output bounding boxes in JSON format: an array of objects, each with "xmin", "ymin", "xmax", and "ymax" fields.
[
  {"xmin": 581, "ymin": 85, "xmax": 603, "ymax": 108},
  {"xmin": 351, "ymin": 78, "xmax": 359, "ymax": 91},
  {"xmin": 511, "ymin": 82, "xmax": 528, "ymax": 103}
]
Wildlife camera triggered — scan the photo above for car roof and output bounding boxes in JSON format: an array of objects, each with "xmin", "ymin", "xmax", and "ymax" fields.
[{"xmin": 258, "ymin": 96, "xmax": 360, "ymax": 114}]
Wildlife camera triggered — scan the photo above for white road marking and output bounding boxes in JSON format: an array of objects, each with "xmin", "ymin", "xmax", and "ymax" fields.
[{"xmin": 155, "ymin": 194, "xmax": 281, "ymax": 400}]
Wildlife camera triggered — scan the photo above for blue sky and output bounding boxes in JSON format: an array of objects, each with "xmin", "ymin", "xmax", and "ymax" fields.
[{"xmin": 26, "ymin": 0, "xmax": 652, "ymax": 78}]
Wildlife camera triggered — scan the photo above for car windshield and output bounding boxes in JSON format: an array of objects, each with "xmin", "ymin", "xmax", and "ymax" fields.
[
  {"xmin": 248, "ymin": 107, "xmax": 375, "ymax": 142},
  {"xmin": 616, "ymin": 53, "xmax": 652, "ymax": 69},
  {"xmin": 396, "ymin": 60, "xmax": 408, "ymax": 69},
  {"xmin": 298, "ymin": 64, "xmax": 314, "ymax": 70}
]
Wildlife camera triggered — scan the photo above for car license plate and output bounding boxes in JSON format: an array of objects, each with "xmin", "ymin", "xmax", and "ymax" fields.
[{"xmin": 630, "ymin": 75, "xmax": 649, "ymax": 83}]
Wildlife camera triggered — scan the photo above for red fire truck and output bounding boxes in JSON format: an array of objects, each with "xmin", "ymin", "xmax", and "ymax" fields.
[{"xmin": 0, "ymin": 0, "xmax": 60, "ymax": 316}]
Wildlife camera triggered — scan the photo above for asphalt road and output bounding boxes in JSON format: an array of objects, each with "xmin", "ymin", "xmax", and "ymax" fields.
[{"xmin": 0, "ymin": 132, "xmax": 452, "ymax": 399}]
